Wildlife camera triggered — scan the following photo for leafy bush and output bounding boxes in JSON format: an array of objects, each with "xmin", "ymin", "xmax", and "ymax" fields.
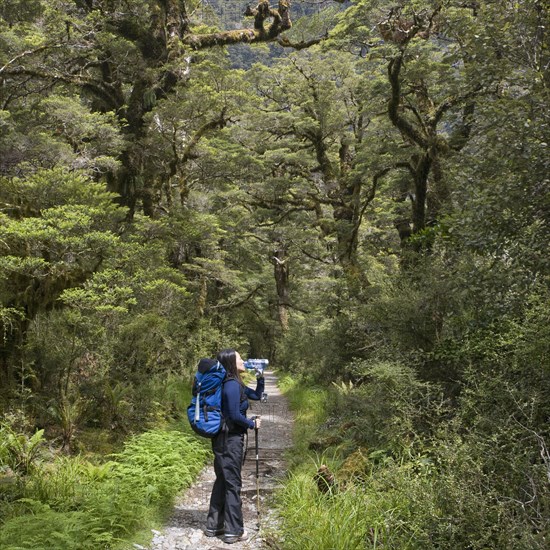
[
  {"xmin": 278, "ymin": 361, "xmax": 550, "ymax": 549},
  {"xmin": 278, "ymin": 438, "xmax": 549, "ymax": 550},
  {"xmin": 324, "ymin": 360, "xmax": 439, "ymax": 456}
]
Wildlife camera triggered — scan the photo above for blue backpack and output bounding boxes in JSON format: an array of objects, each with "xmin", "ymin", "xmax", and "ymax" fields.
[{"xmin": 187, "ymin": 359, "xmax": 226, "ymax": 438}]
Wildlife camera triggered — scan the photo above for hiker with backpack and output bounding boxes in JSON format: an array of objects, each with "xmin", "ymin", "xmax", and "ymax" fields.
[{"xmin": 203, "ymin": 349, "xmax": 264, "ymax": 544}]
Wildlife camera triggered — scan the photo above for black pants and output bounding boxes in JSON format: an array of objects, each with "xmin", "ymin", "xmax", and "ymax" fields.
[{"xmin": 206, "ymin": 430, "xmax": 245, "ymax": 536}]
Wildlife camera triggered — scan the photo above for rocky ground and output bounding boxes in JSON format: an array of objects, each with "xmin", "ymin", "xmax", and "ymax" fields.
[{"xmin": 140, "ymin": 370, "xmax": 293, "ymax": 550}]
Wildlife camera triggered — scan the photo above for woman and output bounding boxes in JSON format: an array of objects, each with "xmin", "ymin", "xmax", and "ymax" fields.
[{"xmin": 205, "ymin": 349, "xmax": 264, "ymax": 544}]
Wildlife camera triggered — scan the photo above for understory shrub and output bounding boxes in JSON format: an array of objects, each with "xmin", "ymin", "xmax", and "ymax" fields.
[
  {"xmin": 328, "ymin": 360, "xmax": 438, "ymax": 454},
  {"xmin": 278, "ymin": 363, "xmax": 549, "ymax": 549},
  {"xmin": 277, "ymin": 442, "xmax": 549, "ymax": 550}
]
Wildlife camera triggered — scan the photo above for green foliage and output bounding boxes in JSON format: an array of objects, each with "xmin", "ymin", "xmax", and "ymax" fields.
[
  {"xmin": 0, "ymin": 169, "xmax": 126, "ymax": 331},
  {"xmin": 47, "ymin": 397, "xmax": 86, "ymax": 452},
  {"xmin": 110, "ymin": 430, "xmax": 207, "ymax": 506},
  {"xmin": 0, "ymin": 164, "xmax": 234, "ymax": 431},
  {"xmin": 278, "ymin": 371, "xmax": 549, "ymax": 549},
  {"xmin": 1, "ymin": 1, "xmax": 549, "ymax": 547},
  {"xmin": 37, "ymin": 95, "xmax": 125, "ymax": 175},
  {"xmin": 0, "ymin": 0, "xmax": 42, "ymax": 25},
  {"xmin": 22, "ymin": 455, "xmax": 93, "ymax": 511},
  {"xmin": 0, "ymin": 168, "xmax": 122, "ymax": 213},
  {"xmin": 330, "ymin": 360, "xmax": 436, "ymax": 454},
  {"xmin": 0, "ymin": 423, "xmax": 45, "ymax": 476},
  {"xmin": 0, "ymin": 429, "xmax": 209, "ymax": 549},
  {"xmin": 279, "ymin": 374, "xmax": 328, "ymax": 459},
  {"xmin": 0, "ymin": 307, "xmax": 24, "ymax": 343}
]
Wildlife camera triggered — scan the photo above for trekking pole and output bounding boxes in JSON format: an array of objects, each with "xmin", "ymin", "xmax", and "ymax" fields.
[{"xmin": 253, "ymin": 415, "xmax": 261, "ymax": 529}]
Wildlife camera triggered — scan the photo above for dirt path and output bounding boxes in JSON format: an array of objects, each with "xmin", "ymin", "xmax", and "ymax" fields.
[{"xmin": 142, "ymin": 370, "xmax": 292, "ymax": 550}]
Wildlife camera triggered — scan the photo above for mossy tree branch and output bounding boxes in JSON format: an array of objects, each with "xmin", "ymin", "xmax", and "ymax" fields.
[{"xmin": 183, "ymin": 0, "xmax": 291, "ymax": 49}]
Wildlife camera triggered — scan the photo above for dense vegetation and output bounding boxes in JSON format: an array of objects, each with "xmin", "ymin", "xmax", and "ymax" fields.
[
  {"xmin": 0, "ymin": 427, "xmax": 208, "ymax": 548},
  {"xmin": 1, "ymin": 0, "xmax": 548, "ymax": 548}
]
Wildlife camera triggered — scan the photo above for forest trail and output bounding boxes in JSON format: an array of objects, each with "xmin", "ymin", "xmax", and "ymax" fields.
[{"xmin": 143, "ymin": 370, "xmax": 293, "ymax": 550}]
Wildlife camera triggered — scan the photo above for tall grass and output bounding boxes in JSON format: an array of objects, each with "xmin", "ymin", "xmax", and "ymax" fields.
[
  {"xmin": 0, "ymin": 429, "xmax": 209, "ymax": 549},
  {"xmin": 276, "ymin": 373, "xmax": 430, "ymax": 549},
  {"xmin": 277, "ymin": 375, "xmax": 378, "ymax": 548},
  {"xmin": 278, "ymin": 374, "xmax": 327, "ymax": 459},
  {"xmin": 275, "ymin": 453, "xmax": 440, "ymax": 549},
  {"xmin": 277, "ymin": 471, "xmax": 373, "ymax": 550}
]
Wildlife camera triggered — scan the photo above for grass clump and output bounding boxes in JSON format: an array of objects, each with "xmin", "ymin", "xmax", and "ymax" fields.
[{"xmin": 277, "ymin": 472, "xmax": 373, "ymax": 550}]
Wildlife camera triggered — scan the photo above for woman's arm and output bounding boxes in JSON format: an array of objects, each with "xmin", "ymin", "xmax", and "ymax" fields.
[
  {"xmin": 244, "ymin": 376, "xmax": 265, "ymax": 401},
  {"xmin": 223, "ymin": 379, "xmax": 254, "ymax": 429}
]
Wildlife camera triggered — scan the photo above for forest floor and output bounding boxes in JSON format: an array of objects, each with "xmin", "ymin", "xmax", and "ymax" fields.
[{"xmin": 142, "ymin": 370, "xmax": 293, "ymax": 550}]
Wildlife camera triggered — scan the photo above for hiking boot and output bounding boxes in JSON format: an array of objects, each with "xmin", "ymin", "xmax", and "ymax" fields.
[
  {"xmin": 204, "ymin": 527, "xmax": 224, "ymax": 537},
  {"xmin": 222, "ymin": 530, "xmax": 248, "ymax": 544}
]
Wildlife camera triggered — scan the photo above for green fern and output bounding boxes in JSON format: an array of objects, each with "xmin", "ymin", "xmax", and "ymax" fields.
[
  {"xmin": 0, "ymin": 428, "xmax": 209, "ymax": 549},
  {"xmin": 0, "ymin": 425, "xmax": 45, "ymax": 475}
]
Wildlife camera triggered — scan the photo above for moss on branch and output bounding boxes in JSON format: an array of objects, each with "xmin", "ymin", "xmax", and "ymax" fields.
[{"xmin": 183, "ymin": 1, "xmax": 291, "ymax": 49}]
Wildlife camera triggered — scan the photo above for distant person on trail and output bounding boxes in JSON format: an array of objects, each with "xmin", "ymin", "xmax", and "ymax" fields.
[{"xmin": 205, "ymin": 348, "xmax": 264, "ymax": 544}]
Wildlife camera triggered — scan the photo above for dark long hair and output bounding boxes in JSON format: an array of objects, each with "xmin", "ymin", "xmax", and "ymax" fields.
[{"xmin": 217, "ymin": 348, "xmax": 242, "ymax": 383}]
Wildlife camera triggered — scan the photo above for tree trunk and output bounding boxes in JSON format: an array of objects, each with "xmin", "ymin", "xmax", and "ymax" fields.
[{"xmin": 273, "ymin": 245, "xmax": 290, "ymax": 332}]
